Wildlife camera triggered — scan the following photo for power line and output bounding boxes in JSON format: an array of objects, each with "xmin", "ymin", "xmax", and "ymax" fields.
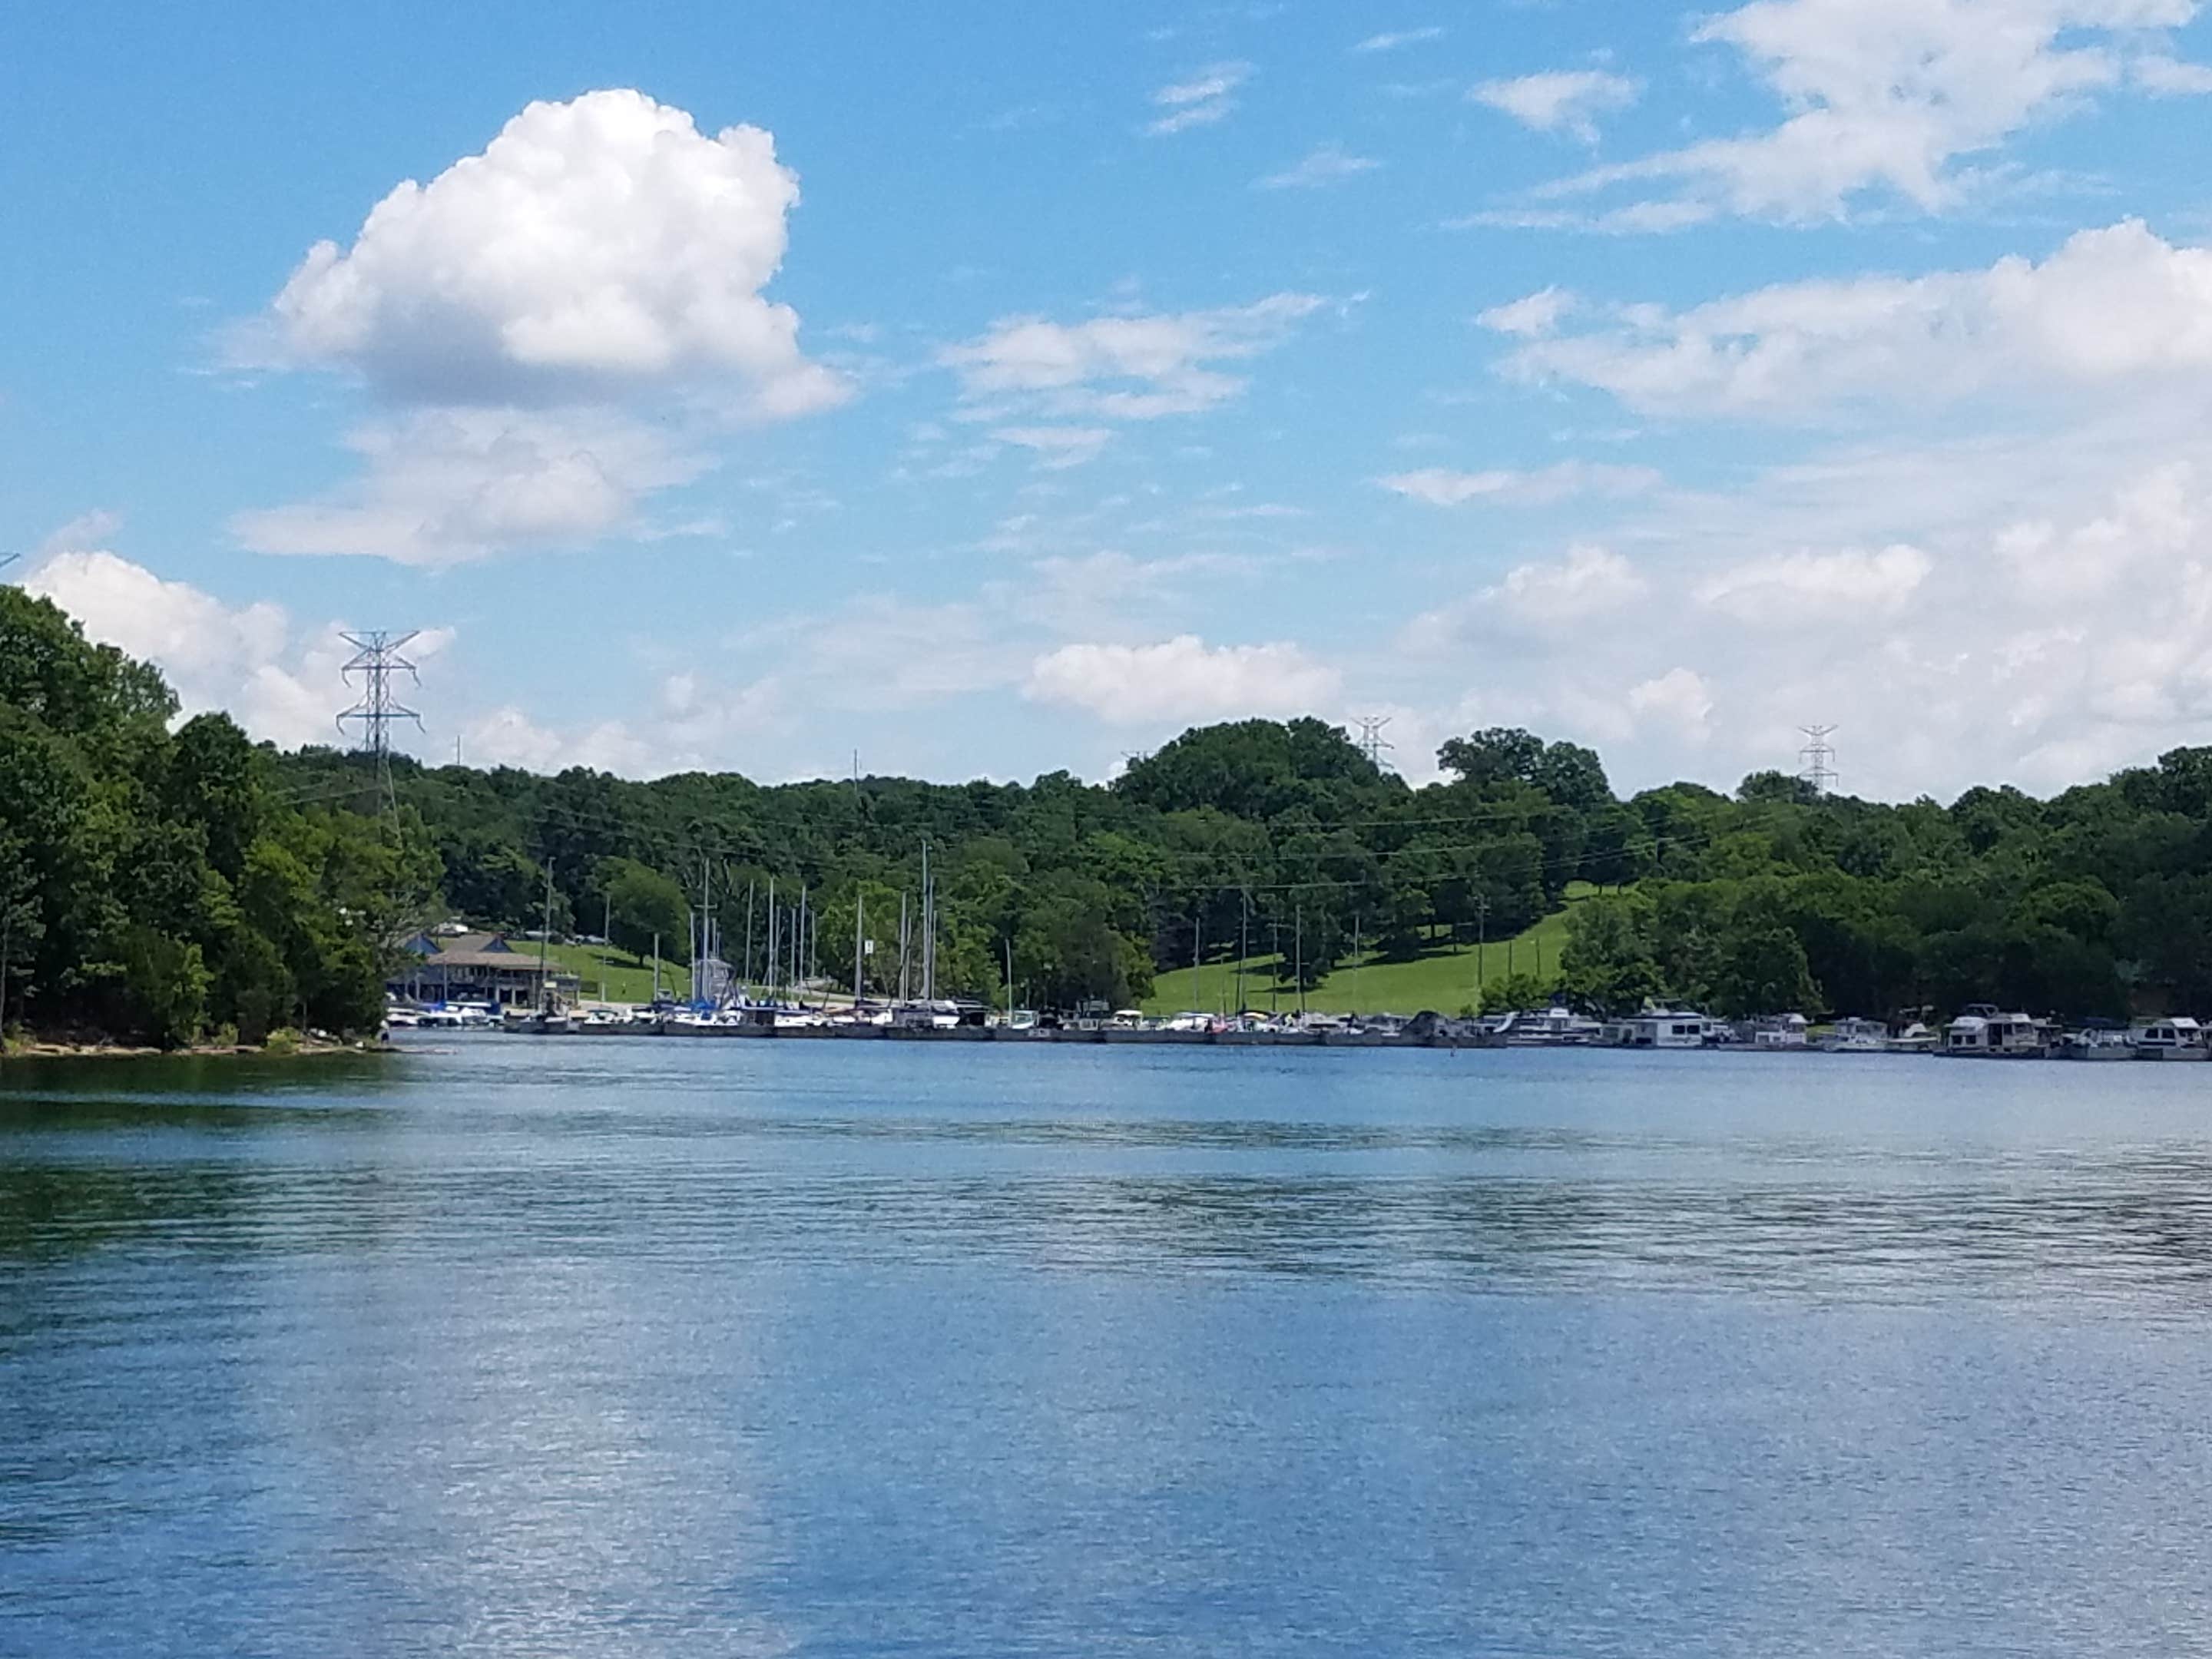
[{"xmin": 1798, "ymin": 724, "xmax": 1839, "ymax": 797}]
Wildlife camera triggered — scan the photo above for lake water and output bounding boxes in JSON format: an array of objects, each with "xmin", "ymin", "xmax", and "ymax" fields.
[{"xmin": 5, "ymin": 1041, "xmax": 2212, "ymax": 1657}]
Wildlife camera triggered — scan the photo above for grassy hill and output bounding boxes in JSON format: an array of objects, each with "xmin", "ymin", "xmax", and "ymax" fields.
[
  {"xmin": 1141, "ymin": 901, "xmax": 1579, "ymax": 1018},
  {"xmin": 522, "ymin": 941, "xmax": 671, "ymax": 1004},
  {"xmin": 508, "ymin": 886, "xmax": 1596, "ymax": 1015}
]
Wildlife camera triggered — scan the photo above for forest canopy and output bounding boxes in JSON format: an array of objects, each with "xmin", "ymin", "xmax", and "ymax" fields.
[{"xmin": 12, "ymin": 584, "xmax": 2212, "ymax": 1039}]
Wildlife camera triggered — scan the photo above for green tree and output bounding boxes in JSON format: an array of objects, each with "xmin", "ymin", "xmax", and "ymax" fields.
[
  {"xmin": 1559, "ymin": 893, "xmax": 1663, "ymax": 1015},
  {"xmin": 598, "ymin": 857, "xmax": 690, "ymax": 965}
]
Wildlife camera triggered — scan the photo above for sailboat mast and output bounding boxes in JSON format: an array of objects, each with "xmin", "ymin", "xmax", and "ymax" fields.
[
  {"xmin": 536, "ymin": 859, "xmax": 554, "ymax": 1012},
  {"xmin": 920, "ymin": 839, "xmax": 932, "ymax": 1002}
]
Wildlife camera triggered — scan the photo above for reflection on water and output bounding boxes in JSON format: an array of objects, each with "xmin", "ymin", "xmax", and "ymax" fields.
[{"xmin": 6, "ymin": 1044, "xmax": 2212, "ymax": 1656}]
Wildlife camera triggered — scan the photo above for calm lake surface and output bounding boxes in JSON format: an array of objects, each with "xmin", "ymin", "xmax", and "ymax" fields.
[{"xmin": 6, "ymin": 1041, "xmax": 2212, "ymax": 1657}]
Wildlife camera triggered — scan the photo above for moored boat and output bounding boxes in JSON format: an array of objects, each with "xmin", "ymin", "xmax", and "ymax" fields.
[{"xmin": 2131, "ymin": 1017, "xmax": 2210, "ymax": 1061}]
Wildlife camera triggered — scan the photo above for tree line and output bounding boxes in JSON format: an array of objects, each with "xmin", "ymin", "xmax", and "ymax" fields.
[
  {"xmin": 1, "ymin": 588, "xmax": 422, "ymax": 1048},
  {"xmin": 12, "ymin": 581, "xmax": 2212, "ymax": 1043}
]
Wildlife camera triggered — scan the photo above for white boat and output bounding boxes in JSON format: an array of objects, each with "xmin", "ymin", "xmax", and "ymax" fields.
[
  {"xmin": 1820, "ymin": 1017, "xmax": 1891, "ymax": 1054},
  {"xmin": 1599, "ymin": 1010, "xmax": 1710, "ymax": 1049},
  {"xmin": 2131, "ymin": 1017, "xmax": 2210, "ymax": 1061},
  {"xmin": 1886, "ymin": 1021, "xmax": 1939, "ymax": 1054},
  {"xmin": 2061, "ymin": 1025, "xmax": 2134, "ymax": 1061},
  {"xmin": 1495, "ymin": 1006, "xmax": 1604, "ymax": 1046},
  {"xmin": 1750, "ymin": 1013, "xmax": 1811, "ymax": 1050},
  {"xmin": 502, "ymin": 1007, "xmax": 575, "ymax": 1035},
  {"xmin": 1942, "ymin": 1007, "xmax": 2046, "ymax": 1058}
]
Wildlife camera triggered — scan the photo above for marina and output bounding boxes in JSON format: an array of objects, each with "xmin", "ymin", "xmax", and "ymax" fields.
[{"xmin": 382, "ymin": 992, "xmax": 2212, "ymax": 1061}]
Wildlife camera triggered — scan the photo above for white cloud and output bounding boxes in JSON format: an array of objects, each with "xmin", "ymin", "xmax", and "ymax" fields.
[
  {"xmin": 1493, "ymin": 545, "xmax": 1650, "ymax": 623},
  {"xmin": 1471, "ymin": 71, "xmax": 1641, "ymax": 142},
  {"xmin": 1355, "ymin": 27, "xmax": 1446, "ymax": 53},
  {"xmin": 2135, "ymin": 53, "xmax": 2212, "ymax": 92},
  {"xmin": 1529, "ymin": 0, "xmax": 2200, "ymax": 224},
  {"xmin": 1379, "ymin": 462, "xmax": 1659, "ymax": 508},
  {"xmin": 1025, "ymin": 636, "xmax": 1340, "ymax": 724},
  {"xmin": 22, "ymin": 545, "xmax": 448, "ymax": 748},
  {"xmin": 1257, "ymin": 144, "xmax": 1382, "ymax": 190},
  {"xmin": 1476, "ymin": 288, "xmax": 1574, "ymax": 337},
  {"xmin": 1400, "ymin": 545, "xmax": 1648, "ymax": 653},
  {"xmin": 942, "ymin": 293, "xmax": 1325, "ymax": 420},
  {"xmin": 990, "ymin": 426, "xmax": 1115, "ymax": 469},
  {"xmin": 239, "ymin": 90, "xmax": 846, "ymax": 568},
  {"xmin": 232, "ymin": 409, "xmax": 702, "ymax": 566},
  {"xmin": 1497, "ymin": 220, "xmax": 2212, "ymax": 417},
  {"xmin": 1145, "ymin": 63, "xmax": 1252, "ymax": 135},
  {"xmin": 1382, "ymin": 453, "xmax": 2212, "ymax": 800},
  {"xmin": 1993, "ymin": 462, "xmax": 2199, "ymax": 598},
  {"xmin": 1627, "ymin": 668, "xmax": 1715, "ymax": 740},
  {"xmin": 1694, "ymin": 543, "xmax": 1932, "ymax": 619},
  {"xmin": 260, "ymin": 88, "xmax": 843, "ymax": 412}
]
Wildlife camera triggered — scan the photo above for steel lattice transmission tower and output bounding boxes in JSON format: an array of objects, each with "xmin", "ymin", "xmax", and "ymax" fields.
[
  {"xmin": 1797, "ymin": 724, "xmax": 1839, "ymax": 796},
  {"xmin": 338, "ymin": 631, "xmax": 424, "ymax": 820},
  {"xmin": 1354, "ymin": 715, "xmax": 1395, "ymax": 771}
]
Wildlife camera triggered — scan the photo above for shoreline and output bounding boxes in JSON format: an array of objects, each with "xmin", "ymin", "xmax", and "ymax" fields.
[{"xmin": 0, "ymin": 1037, "xmax": 394, "ymax": 1063}]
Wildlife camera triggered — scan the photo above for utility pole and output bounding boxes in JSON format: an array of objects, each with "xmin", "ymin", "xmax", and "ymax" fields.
[
  {"xmin": 1353, "ymin": 911, "xmax": 1363, "ymax": 1015},
  {"xmin": 336, "ymin": 631, "xmax": 424, "ymax": 825},
  {"xmin": 1236, "ymin": 890, "xmax": 1249, "ymax": 1018},
  {"xmin": 1270, "ymin": 918, "xmax": 1281, "ymax": 1015},
  {"xmin": 1476, "ymin": 896, "xmax": 1488, "ymax": 1004},
  {"xmin": 1798, "ymin": 725, "xmax": 1839, "ymax": 796}
]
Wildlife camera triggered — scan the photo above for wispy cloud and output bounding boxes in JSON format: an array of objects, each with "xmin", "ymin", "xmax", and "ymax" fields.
[
  {"xmin": 1379, "ymin": 461, "xmax": 1660, "ymax": 508},
  {"xmin": 1353, "ymin": 26, "xmax": 1445, "ymax": 54},
  {"xmin": 1470, "ymin": 70, "xmax": 1641, "ymax": 143},
  {"xmin": 1523, "ymin": 0, "xmax": 2206, "ymax": 227},
  {"xmin": 1145, "ymin": 61, "xmax": 1252, "ymax": 135},
  {"xmin": 1256, "ymin": 143, "xmax": 1381, "ymax": 190}
]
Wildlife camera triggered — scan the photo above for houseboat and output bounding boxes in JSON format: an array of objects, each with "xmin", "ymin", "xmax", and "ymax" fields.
[
  {"xmin": 1599, "ymin": 1010, "xmax": 1711, "ymax": 1049},
  {"xmin": 1749, "ymin": 1013, "xmax": 1811, "ymax": 1050},
  {"xmin": 1493, "ymin": 1005, "xmax": 1605, "ymax": 1046},
  {"xmin": 2131, "ymin": 1016, "xmax": 2210, "ymax": 1060},
  {"xmin": 1942, "ymin": 1008, "xmax": 2048, "ymax": 1058}
]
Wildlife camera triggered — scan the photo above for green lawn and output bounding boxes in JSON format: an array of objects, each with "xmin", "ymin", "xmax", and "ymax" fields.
[
  {"xmin": 525, "ymin": 941, "xmax": 673, "ymax": 1003},
  {"xmin": 1142, "ymin": 902, "xmax": 1580, "ymax": 1017}
]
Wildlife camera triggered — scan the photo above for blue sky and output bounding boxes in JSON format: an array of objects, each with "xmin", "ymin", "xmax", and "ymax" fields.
[{"xmin": 9, "ymin": 1, "xmax": 2212, "ymax": 799}]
